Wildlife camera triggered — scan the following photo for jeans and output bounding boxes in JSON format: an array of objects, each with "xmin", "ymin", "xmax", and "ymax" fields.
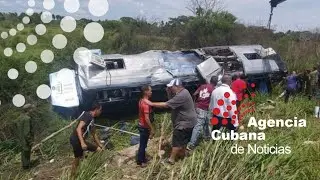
[
  {"xmin": 188, "ymin": 108, "xmax": 210, "ymax": 148},
  {"xmin": 137, "ymin": 127, "xmax": 150, "ymax": 165}
]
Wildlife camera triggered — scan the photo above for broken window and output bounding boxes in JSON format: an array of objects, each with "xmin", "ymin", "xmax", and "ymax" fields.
[
  {"xmin": 244, "ymin": 53, "xmax": 262, "ymax": 60},
  {"xmin": 104, "ymin": 59, "xmax": 125, "ymax": 70}
]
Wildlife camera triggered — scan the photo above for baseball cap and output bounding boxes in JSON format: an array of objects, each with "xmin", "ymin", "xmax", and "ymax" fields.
[{"xmin": 167, "ymin": 78, "xmax": 182, "ymax": 87}]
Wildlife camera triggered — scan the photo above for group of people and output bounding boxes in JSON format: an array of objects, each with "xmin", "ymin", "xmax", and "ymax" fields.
[
  {"xmin": 68, "ymin": 73, "xmax": 248, "ymax": 176},
  {"xmin": 15, "ymin": 73, "xmax": 248, "ymax": 177},
  {"xmin": 16, "ymin": 67, "xmax": 320, "ymax": 177},
  {"xmin": 137, "ymin": 73, "xmax": 247, "ymax": 166},
  {"xmin": 282, "ymin": 67, "xmax": 320, "ymax": 105}
]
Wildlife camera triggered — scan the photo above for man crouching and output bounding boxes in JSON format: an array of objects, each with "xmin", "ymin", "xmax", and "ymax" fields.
[{"xmin": 70, "ymin": 102, "xmax": 104, "ymax": 178}]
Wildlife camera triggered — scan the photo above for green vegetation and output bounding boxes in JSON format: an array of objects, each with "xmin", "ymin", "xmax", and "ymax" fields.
[{"xmin": 1, "ymin": 9, "xmax": 320, "ymax": 180}]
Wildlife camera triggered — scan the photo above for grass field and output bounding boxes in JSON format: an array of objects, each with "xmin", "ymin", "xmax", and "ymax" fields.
[
  {"xmin": 1, "ymin": 90, "xmax": 320, "ymax": 180},
  {"xmin": 2, "ymin": 11, "xmax": 320, "ymax": 180}
]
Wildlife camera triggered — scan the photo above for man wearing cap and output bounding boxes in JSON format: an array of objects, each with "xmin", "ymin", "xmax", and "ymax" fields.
[
  {"xmin": 14, "ymin": 103, "xmax": 36, "ymax": 169},
  {"xmin": 145, "ymin": 78, "xmax": 197, "ymax": 165}
]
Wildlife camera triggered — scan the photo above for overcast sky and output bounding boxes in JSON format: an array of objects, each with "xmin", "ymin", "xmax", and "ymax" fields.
[{"xmin": 0, "ymin": 0, "xmax": 318, "ymax": 32}]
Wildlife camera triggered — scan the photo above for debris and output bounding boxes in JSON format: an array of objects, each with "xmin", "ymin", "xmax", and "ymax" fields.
[
  {"xmin": 278, "ymin": 91, "xmax": 285, "ymax": 98},
  {"xmin": 257, "ymin": 103, "xmax": 275, "ymax": 110},
  {"xmin": 130, "ymin": 136, "xmax": 140, "ymax": 146},
  {"xmin": 267, "ymin": 99, "xmax": 276, "ymax": 104},
  {"xmin": 303, "ymin": 141, "xmax": 318, "ymax": 145},
  {"xmin": 94, "ymin": 124, "xmax": 140, "ymax": 136},
  {"xmin": 123, "ymin": 175, "xmax": 138, "ymax": 179},
  {"xmin": 49, "ymin": 159, "xmax": 54, "ymax": 163}
]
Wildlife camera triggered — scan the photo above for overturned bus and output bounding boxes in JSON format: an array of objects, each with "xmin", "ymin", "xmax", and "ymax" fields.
[{"xmin": 49, "ymin": 45, "xmax": 287, "ymax": 117}]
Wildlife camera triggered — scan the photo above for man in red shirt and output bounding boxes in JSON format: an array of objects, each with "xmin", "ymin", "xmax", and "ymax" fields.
[
  {"xmin": 137, "ymin": 85, "xmax": 154, "ymax": 167},
  {"xmin": 231, "ymin": 73, "xmax": 247, "ymax": 107},
  {"xmin": 187, "ymin": 76, "xmax": 218, "ymax": 150}
]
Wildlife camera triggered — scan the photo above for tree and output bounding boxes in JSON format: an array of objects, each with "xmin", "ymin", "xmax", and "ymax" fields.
[{"xmin": 186, "ymin": 0, "xmax": 224, "ymax": 16}]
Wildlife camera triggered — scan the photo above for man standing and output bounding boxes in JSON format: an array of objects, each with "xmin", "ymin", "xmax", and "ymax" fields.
[
  {"xmin": 209, "ymin": 75, "xmax": 238, "ymax": 132},
  {"xmin": 70, "ymin": 102, "xmax": 104, "ymax": 178},
  {"xmin": 187, "ymin": 76, "xmax": 218, "ymax": 150},
  {"xmin": 14, "ymin": 104, "xmax": 36, "ymax": 169},
  {"xmin": 284, "ymin": 71, "xmax": 298, "ymax": 103},
  {"xmin": 231, "ymin": 73, "xmax": 247, "ymax": 108},
  {"xmin": 145, "ymin": 79, "xmax": 196, "ymax": 165},
  {"xmin": 137, "ymin": 85, "xmax": 155, "ymax": 167}
]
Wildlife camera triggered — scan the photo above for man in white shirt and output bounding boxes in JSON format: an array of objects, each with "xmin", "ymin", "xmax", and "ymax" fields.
[{"xmin": 209, "ymin": 75, "xmax": 238, "ymax": 132}]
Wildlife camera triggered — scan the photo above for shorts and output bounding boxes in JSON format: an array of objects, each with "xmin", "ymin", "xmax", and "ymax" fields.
[
  {"xmin": 172, "ymin": 128, "xmax": 193, "ymax": 148},
  {"xmin": 70, "ymin": 136, "xmax": 98, "ymax": 158}
]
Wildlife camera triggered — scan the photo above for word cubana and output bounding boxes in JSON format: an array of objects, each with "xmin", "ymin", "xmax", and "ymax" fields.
[{"xmin": 248, "ymin": 116, "xmax": 306, "ymax": 130}]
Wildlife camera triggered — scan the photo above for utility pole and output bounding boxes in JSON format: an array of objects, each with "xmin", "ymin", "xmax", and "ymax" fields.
[
  {"xmin": 267, "ymin": 6, "xmax": 274, "ymax": 30},
  {"xmin": 267, "ymin": 0, "xmax": 287, "ymax": 30}
]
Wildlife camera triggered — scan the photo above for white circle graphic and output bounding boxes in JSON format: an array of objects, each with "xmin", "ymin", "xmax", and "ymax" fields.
[
  {"xmin": 8, "ymin": 69, "xmax": 19, "ymax": 80},
  {"xmin": 60, "ymin": 16, "xmax": 77, "ymax": 32},
  {"xmin": 43, "ymin": 0, "xmax": 55, "ymax": 10},
  {"xmin": 52, "ymin": 34, "xmax": 67, "ymax": 49},
  {"xmin": 35, "ymin": 24, "xmax": 46, "ymax": 35},
  {"xmin": 41, "ymin": 11, "xmax": 53, "ymax": 24},
  {"xmin": 27, "ymin": 35, "xmax": 37, "ymax": 45},
  {"xmin": 64, "ymin": 0, "xmax": 80, "ymax": 13},
  {"xmin": 16, "ymin": 43, "xmax": 26, "ymax": 53},
  {"xmin": 41, "ymin": 50, "xmax": 54, "ymax": 63},
  {"xmin": 36, "ymin": 84, "xmax": 52, "ymax": 99},
  {"xmin": 12, "ymin": 94, "xmax": 25, "ymax": 107},
  {"xmin": 26, "ymin": 8, "xmax": 34, "ymax": 16},
  {"xmin": 4, "ymin": 48, "xmax": 13, "ymax": 57},
  {"xmin": 73, "ymin": 47, "xmax": 90, "ymax": 65},
  {"xmin": 28, "ymin": 0, "xmax": 35, "ymax": 7},
  {"xmin": 25, "ymin": 61, "xmax": 37, "ymax": 73},
  {"xmin": 1, "ymin": 32, "xmax": 8, "ymax": 39},
  {"xmin": 22, "ymin": 16, "xmax": 30, "ymax": 24},
  {"xmin": 17, "ymin": 23, "xmax": 24, "ymax": 31},
  {"xmin": 9, "ymin": 29, "xmax": 17, "ymax": 36},
  {"xmin": 88, "ymin": 0, "xmax": 109, "ymax": 17},
  {"xmin": 84, "ymin": 22, "xmax": 104, "ymax": 43}
]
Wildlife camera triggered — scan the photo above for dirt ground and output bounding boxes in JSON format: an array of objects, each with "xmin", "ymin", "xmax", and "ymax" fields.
[{"xmin": 0, "ymin": 136, "xmax": 172, "ymax": 180}]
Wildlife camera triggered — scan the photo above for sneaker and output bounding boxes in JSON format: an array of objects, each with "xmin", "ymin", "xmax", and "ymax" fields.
[
  {"xmin": 186, "ymin": 144, "xmax": 194, "ymax": 151},
  {"xmin": 137, "ymin": 163, "xmax": 148, "ymax": 168}
]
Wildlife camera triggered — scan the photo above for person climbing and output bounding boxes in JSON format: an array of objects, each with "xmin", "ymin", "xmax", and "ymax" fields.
[
  {"xmin": 69, "ymin": 102, "xmax": 104, "ymax": 178},
  {"xmin": 186, "ymin": 76, "xmax": 218, "ymax": 150},
  {"xmin": 137, "ymin": 85, "xmax": 155, "ymax": 167},
  {"xmin": 14, "ymin": 104, "xmax": 36, "ymax": 170}
]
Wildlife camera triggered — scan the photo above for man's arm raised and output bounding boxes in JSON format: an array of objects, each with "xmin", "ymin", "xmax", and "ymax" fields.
[{"xmin": 143, "ymin": 99, "xmax": 169, "ymax": 108}]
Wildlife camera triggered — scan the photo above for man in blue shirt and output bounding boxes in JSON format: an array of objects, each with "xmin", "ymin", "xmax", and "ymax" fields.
[{"xmin": 284, "ymin": 71, "xmax": 298, "ymax": 103}]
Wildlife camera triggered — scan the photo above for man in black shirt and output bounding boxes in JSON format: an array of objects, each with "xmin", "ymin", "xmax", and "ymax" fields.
[{"xmin": 70, "ymin": 102, "xmax": 103, "ymax": 178}]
